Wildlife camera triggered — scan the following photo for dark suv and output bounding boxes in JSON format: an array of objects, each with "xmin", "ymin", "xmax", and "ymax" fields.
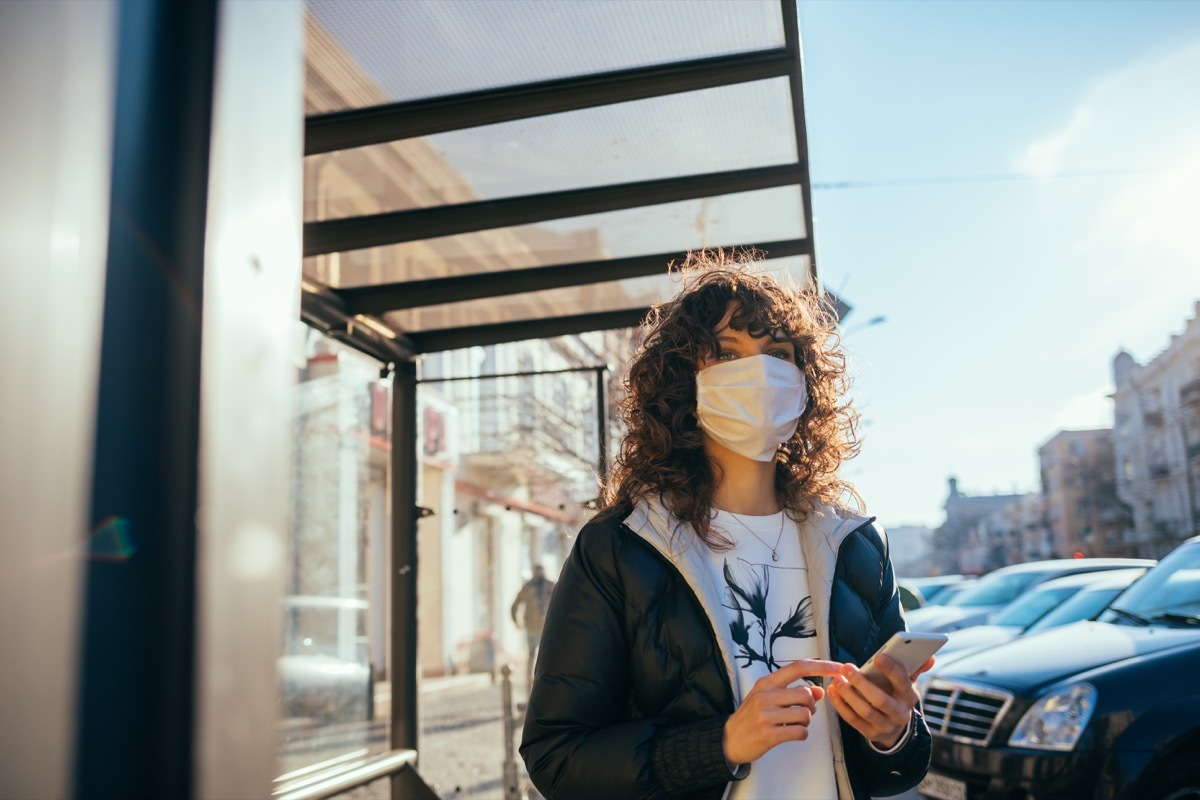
[{"xmin": 916, "ymin": 536, "xmax": 1200, "ymax": 800}]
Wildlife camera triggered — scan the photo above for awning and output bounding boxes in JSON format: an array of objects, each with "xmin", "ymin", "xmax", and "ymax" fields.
[{"xmin": 300, "ymin": 0, "xmax": 817, "ymax": 363}]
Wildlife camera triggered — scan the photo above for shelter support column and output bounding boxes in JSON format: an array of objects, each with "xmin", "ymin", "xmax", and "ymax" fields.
[{"xmin": 390, "ymin": 359, "xmax": 421, "ymax": 774}]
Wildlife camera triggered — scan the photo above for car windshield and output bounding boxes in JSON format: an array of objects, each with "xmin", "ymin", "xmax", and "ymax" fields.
[
  {"xmin": 1026, "ymin": 586, "xmax": 1124, "ymax": 633},
  {"xmin": 911, "ymin": 580, "xmax": 954, "ymax": 603},
  {"xmin": 933, "ymin": 584, "xmax": 969, "ymax": 605},
  {"xmin": 990, "ymin": 584, "xmax": 1084, "ymax": 627},
  {"xmin": 947, "ymin": 571, "xmax": 1045, "ymax": 607},
  {"xmin": 1101, "ymin": 543, "xmax": 1200, "ymax": 626}
]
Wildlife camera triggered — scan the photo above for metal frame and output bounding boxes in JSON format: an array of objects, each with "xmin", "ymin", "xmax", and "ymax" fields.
[
  {"xmin": 76, "ymin": 1, "xmax": 219, "ymax": 797},
  {"xmin": 407, "ymin": 307, "xmax": 652, "ymax": 353},
  {"xmin": 781, "ymin": 0, "xmax": 819, "ymax": 288},
  {"xmin": 305, "ymin": 48, "xmax": 794, "ymax": 154},
  {"xmin": 338, "ymin": 238, "xmax": 812, "ymax": 315},
  {"xmin": 273, "ymin": 750, "xmax": 420, "ymax": 800},
  {"xmin": 417, "ymin": 365, "xmax": 611, "ymax": 479},
  {"xmin": 303, "ymin": 163, "xmax": 806, "ymax": 257},
  {"xmin": 192, "ymin": 1, "xmax": 307, "ymax": 797},
  {"xmin": 296, "ymin": 7, "xmax": 821, "ymax": 800},
  {"xmin": 301, "ymin": 286, "xmax": 418, "ymax": 362},
  {"xmin": 390, "ymin": 359, "xmax": 421, "ymax": 756}
]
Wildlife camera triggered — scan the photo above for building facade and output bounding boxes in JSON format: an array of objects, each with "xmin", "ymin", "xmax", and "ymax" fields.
[
  {"xmin": 1111, "ymin": 301, "xmax": 1200, "ymax": 558},
  {"xmin": 932, "ymin": 477, "xmax": 1027, "ymax": 575},
  {"xmin": 1038, "ymin": 428, "xmax": 1129, "ymax": 558}
]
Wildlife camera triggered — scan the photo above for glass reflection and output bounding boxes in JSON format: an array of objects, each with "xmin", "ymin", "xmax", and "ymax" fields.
[{"xmin": 278, "ymin": 328, "xmax": 390, "ymax": 776}]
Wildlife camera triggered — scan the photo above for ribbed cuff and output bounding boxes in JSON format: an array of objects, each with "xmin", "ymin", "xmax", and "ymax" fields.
[
  {"xmin": 867, "ymin": 710, "xmax": 915, "ymax": 754},
  {"xmin": 652, "ymin": 716, "xmax": 746, "ymax": 796}
]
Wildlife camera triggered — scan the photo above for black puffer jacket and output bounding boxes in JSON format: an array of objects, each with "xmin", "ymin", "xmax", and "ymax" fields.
[{"xmin": 520, "ymin": 504, "xmax": 931, "ymax": 800}]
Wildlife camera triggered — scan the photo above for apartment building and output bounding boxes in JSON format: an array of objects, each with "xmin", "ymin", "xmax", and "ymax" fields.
[
  {"xmin": 1038, "ymin": 429, "xmax": 1127, "ymax": 557},
  {"xmin": 1111, "ymin": 301, "xmax": 1200, "ymax": 557}
]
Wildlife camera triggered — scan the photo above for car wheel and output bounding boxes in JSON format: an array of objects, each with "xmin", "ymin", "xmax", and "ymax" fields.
[{"xmin": 1147, "ymin": 761, "xmax": 1200, "ymax": 800}]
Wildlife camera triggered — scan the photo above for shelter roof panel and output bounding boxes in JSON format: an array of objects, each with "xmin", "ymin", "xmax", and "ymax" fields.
[
  {"xmin": 304, "ymin": 78, "xmax": 798, "ymax": 222},
  {"xmin": 302, "ymin": 0, "xmax": 816, "ymax": 355},
  {"xmin": 302, "ymin": 185, "xmax": 807, "ymax": 290},
  {"xmin": 385, "ymin": 255, "xmax": 812, "ymax": 351},
  {"xmin": 305, "ymin": 0, "xmax": 785, "ymax": 111}
]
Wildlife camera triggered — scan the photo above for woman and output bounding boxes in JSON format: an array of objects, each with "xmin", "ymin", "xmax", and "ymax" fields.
[{"xmin": 520, "ymin": 251, "xmax": 932, "ymax": 800}]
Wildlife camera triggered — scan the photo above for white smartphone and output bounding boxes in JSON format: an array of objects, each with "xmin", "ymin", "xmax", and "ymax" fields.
[{"xmin": 859, "ymin": 632, "xmax": 948, "ymax": 690}]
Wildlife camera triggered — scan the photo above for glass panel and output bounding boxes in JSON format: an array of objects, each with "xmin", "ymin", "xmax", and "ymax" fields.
[
  {"xmin": 278, "ymin": 328, "xmax": 390, "ymax": 775},
  {"xmin": 383, "ymin": 255, "xmax": 812, "ymax": 333},
  {"xmin": 304, "ymin": 78, "xmax": 798, "ymax": 221},
  {"xmin": 303, "ymin": 185, "xmax": 807, "ymax": 290},
  {"xmin": 414, "ymin": 331, "xmax": 632, "ymax": 798},
  {"xmin": 306, "ymin": 0, "xmax": 785, "ymax": 111}
]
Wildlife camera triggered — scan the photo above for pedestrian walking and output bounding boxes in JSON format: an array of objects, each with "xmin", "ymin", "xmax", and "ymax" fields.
[
  {"xmin": 520, "ymin": 250, "xmax": 932, "ymax": 799},
  {"xmin": 510, "ymin": 564, "xmax": 555, "ymax": 691}
]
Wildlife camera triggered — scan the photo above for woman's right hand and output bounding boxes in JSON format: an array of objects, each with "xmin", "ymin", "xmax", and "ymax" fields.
[{"xmin": 722, "ymin": 659, "xmax": 845, "ymax": 765}]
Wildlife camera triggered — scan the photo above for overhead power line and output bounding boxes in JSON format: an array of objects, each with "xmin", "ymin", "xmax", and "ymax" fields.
[{"xmin": 812, "ymin": 166, "xmax": 1171, "ymax": 191}]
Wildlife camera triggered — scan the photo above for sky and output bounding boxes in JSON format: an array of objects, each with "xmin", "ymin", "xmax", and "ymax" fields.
[
  {"xmin": 795, "ymin": 0, "xmax": 1200, "ymax": 527},
  {"xmin": 310, "ymin": 0, "xmax": 1200, "ymax": 530}
]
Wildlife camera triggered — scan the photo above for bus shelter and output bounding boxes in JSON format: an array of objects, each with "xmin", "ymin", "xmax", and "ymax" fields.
[{"xmin": 2, "ymin": 1, "xmax": 819, "ymax": 798}]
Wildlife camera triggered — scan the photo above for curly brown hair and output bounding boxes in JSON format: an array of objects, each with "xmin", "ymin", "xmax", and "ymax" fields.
[{"xmin": 600, "ymin": 249, "xmax": 862, "ymax": 550}]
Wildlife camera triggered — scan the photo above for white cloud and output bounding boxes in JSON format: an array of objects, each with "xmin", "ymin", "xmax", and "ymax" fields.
[
  {"xmin": 1102, "ymin": 141, "xmax": 1200, "ymax": 263},
  {"xmin": 1014, "ymin": 38, "xmax": 1200, "ymax": 180},
  {"xmin": 1015, "ymin": 106, "xmax": 1095, "ymax": 178},
  {"xmin": 1012, "ymin": 36, "xmax": 1200, "ymax": 358}
]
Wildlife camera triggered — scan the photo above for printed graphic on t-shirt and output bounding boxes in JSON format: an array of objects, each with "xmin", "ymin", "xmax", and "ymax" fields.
[{"xmin": 721, "ymin": 557, "xmax": 816, "ymax": 672}]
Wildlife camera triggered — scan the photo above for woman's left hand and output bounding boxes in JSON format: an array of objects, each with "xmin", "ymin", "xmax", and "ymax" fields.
[{"xmin": 826, "ymin": 655, "xmax": 934, "ymax": 749}]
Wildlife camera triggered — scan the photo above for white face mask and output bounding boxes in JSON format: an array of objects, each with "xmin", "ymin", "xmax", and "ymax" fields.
[{"xmin": 695, "ymin": 354, "xmax": 808, "ymax": 461}]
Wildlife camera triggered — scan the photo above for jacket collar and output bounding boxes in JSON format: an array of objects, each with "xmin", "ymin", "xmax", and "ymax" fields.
[{"xmin": 622, "ymin": 497, "xmax": 872, "ymax": 687}]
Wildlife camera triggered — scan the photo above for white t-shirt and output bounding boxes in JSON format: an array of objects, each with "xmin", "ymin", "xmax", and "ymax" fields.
[{"xmin": 703, "ymin": 509, "xmax": 838, "ymax": 800}]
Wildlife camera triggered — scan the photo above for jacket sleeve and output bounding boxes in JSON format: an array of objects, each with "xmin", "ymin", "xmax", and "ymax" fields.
[
  {"xmin": 519, "ymin": 518, "xmax": 736, "ymax": 800},
  {"xmin": 840, "ymin": 523, "xmax": 933, "ymax": 798}
]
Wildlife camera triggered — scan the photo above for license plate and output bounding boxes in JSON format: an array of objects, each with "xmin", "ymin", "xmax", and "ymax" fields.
[{"xmin": 917, "ymin": 772, "xmax": 967, "ymax": 800}]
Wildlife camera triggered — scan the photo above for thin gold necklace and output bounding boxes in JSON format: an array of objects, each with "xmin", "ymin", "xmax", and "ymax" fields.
[{"xmin": 726, "ymin": 510, "xmax": 787, "ymax": 562}]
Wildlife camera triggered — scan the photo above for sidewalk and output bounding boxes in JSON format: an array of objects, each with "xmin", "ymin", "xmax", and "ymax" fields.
[
  {"xmin": 417, "ymin": 673, "xmax": 516, "ymax": 800},
  {"xmin": 292, "ymin": 672, "xmax": 919, "ymax": 800}
]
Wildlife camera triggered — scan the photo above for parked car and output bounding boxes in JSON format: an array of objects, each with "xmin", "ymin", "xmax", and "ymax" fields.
[
  {"xmin": 904, "ymin": 557, "xmax": 1154, "ymax": 633},
  {"xmin": 900, "ymin": 575, "xmax": 977, "ymax": 611},
  {"xmin": 279, "ymin": 595, "xmax": 374, "ymax": 723},
  {"xmin": 1020, "ymin": 570, "xmax": 1148, "ymax": 636},
  {"xmin": 916, "ymin": 536, "xmax": 1200, "ymax": 800},
  {"xmin": 915, "ymin": 568, "xmax": 1148, "ymax": 693},
  {"xmin": 928, "ymin": 582, "xmax": 973, "ymax": 608}
]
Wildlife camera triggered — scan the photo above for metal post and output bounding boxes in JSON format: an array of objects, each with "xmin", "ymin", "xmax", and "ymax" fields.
[
  {"xmin": 500, "ymin": 664, "xmax": 520, "ymax": 800},
  {"xmin": 595, "ymin": 366, "xmax": 609, "ymax": 484},
  {"xmin": 76, "ymin": 1, "xmax": 218, "ymax": 797},
  {"xmin": 390, "ymin": 358, "xmax": 421, "ymax": 795}
]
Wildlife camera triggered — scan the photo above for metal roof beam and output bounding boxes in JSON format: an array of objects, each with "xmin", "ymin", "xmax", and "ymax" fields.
[
  {"xmin": 781, "ymin": 0, "xmax": 819, "ymax": 287},
  {"xmin": 300, "ymin": 288, "xmax": 419, "ymax": 363},
  {"xmin": 305, "ymin": 49, "xmax": 794, "ymax": 155},
  {"xmin": 406, "ymin": 307, "xmax": 651, "ymax": 353},
  {"xmin": 337, "ymin": 238, "xmax": 813, "ymax": 315},
  {"xmin": 304, "ymin": 163, "xmax": 806, "ymax": 257}
]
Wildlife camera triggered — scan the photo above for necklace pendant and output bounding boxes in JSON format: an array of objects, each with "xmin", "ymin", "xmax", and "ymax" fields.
[{"xmin": 771, "ymin": 550, "xmax": 779, "ymax": 562}]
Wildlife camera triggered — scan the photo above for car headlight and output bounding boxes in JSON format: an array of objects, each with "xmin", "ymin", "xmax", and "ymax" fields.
[{"xmin": 1008, "ymin": 683, "xmax": 1096, "ymax": 751}]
